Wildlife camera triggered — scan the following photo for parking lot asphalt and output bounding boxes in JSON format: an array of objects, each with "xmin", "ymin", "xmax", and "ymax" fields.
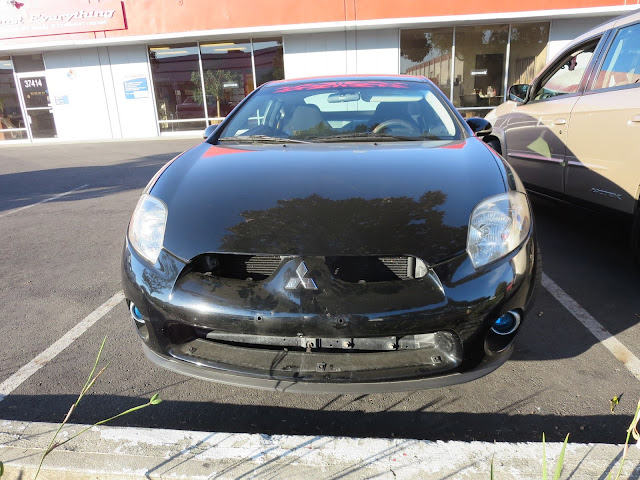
[{"xmin": 1, "ymin": 138, "xmax": 640, "ymax": 449}]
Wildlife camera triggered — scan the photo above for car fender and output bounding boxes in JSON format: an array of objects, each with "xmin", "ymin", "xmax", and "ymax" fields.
[{"xmin": 483, "ymin": 126, "xmax": 507, "ymax": 157}]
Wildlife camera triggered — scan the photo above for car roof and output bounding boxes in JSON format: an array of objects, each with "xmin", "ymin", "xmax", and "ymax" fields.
[{"xmin": 262, "ymin": 74, "xmax": 428, "ymax": 88}]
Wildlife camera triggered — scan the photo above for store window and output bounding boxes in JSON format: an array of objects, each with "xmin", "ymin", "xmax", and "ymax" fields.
[
  {"xmin": 401, "ymin": 22, "xmax": 550, "ymax": 117},
  {"xmin": 200, "ymin": 39, "xmax": 253, "ymax": 123},
  {"xmin": 454, "ymin": 25, "xmax": 509, "ymax": 114},
  {"xmin": 149, "ymin": 38, "xmax": 284, "ymax": 134},
  {"xmin": 0, "ymin": 57, "xmax": 27, "ymax": 141},
  {"xmin": 149, "ymin": 44, "xmax": 206, "ymax": 132},
  {"xmin": 401, "ymin": 27, "xmax": 453, "ymax": 96},
  {"xmin": 509, "ymin": 23, "xmax": 549, "ymax": 87},
  {"xmin": 12, "ymin": 54, "xmax": 45, "ymax": 73},
  {"xmin": 253, "ymin": 38, "xmax": 284, "ymax": 87}
]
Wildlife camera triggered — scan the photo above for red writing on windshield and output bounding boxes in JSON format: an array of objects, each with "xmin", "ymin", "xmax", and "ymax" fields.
[{"xmin": 274, "ymin": 81, "xmax": 411, "ymax": 93}]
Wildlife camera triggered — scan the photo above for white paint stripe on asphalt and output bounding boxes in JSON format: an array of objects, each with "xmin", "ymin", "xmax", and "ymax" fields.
[
  {"xmin": 0, "ymin": 291, "xmax": 125, "ymax": 403},
  {"xmin": 542, "ymin": 273, "xmax": 640, "ymax": 381},
  {"xmin": 0, "ymin": 184, "xmax": 89, "ymax": 218}
]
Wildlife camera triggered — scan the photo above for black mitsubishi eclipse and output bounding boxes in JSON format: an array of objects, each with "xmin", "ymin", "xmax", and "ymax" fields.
[{"xmin": 122, "ymin": 75, "xmax": 540, "ymax": 393}]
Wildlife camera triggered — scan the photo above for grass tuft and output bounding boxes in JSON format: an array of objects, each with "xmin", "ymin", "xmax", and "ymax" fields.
[{"xmin": 33, "ymin": 336, "xmax": 161, "ymax": 480}]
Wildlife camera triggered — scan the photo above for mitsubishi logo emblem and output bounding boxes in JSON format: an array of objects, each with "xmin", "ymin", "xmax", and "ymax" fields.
[{"xmin": 285, "ymin": 261, "xmax": 318, "ymax": 290}]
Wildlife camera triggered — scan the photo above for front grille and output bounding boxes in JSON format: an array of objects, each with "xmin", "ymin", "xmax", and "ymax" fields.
[
  {"xmin": 190, "ymin": 254, "xmax": 426, "ymax": 282},
  {"xmin": 218, "ymin": 254, "xmax": 281, "ymax": 281},
  {"xmin": 327, "ymin": 256, "xmax": 410, "ymax": 282}
]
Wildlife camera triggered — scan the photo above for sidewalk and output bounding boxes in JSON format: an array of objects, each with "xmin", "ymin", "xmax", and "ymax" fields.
[{"xmin": 2, "ymin": 419, "xmax": 638, "ymax": 479}]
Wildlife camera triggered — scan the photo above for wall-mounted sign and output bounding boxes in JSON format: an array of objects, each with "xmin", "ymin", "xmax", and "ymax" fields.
[
  {"xmin": 124, "ymin": 77, "xmax": 149, "ymax": 100},
  {"xmin": 471, "ymin": 69, "xmax": 488, "ymax": 76},
  {"xmin": 0, "ymin": 0, "xmax": 126, "ymax": 40},
  {"xmin": 55, "ymin": 95, "xmax": 69, "ymax": 105}
]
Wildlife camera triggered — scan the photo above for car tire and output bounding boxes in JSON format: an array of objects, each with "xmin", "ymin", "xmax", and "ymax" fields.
[
  {"xmin": 525, "ymin": 240, "xmax": 543, "ymax": 311},
  {"xmin": 632, "ymin": 209, "xmax": 640, "ymax": 264}
]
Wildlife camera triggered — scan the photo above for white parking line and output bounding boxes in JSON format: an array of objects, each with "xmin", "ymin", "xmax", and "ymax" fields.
[
  {"xmin": 542, "ymin": 273, "xmax": 640, "ymax": 381},
  {"xmin": 0, "ymin": 291, "xmax": 125, "ymax": 403},
  {"xmin": 0, "ymin": 184, "xmax": 89, "ymax": 218}
]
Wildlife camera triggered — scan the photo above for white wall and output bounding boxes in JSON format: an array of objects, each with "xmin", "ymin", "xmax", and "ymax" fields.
[
  {"xmin": 547, "ymin": 16, "xmax": 617, "ymax": 62},
  {"xmin": 43, "ymin": 45, "xmax": 157, "ymax": 141},
  {"xmin": 283, "ymin": 28, "xmax": 399, "ymax": 79},
  {"xmin": 44, "ymin": 48, "xmax": 113, "ymax": 141},
  {"xmin": 284, "ymin": 31, "xmax": 350, "ymax": 78},
  {"xmin": 355, "ymin": 29, "xmax": 399, "ymax": 75},
  {"xmin": 105, "ymin": 45, "xmax": 158, "ymax": 138}
]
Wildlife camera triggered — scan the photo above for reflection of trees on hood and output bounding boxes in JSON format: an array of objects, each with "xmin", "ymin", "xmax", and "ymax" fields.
[{"xmin": 220, "ymin": 193, "xmax": 467, "ymax": 261}]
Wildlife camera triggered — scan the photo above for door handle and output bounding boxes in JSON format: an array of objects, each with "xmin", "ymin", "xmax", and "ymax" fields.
[
  {"xmin": 552, "ymin": 118, "xmax": 566, "ymax": 126},
  {"xmin": 630, "ymin": 115, "xmax": 640, "ymax": 124}
]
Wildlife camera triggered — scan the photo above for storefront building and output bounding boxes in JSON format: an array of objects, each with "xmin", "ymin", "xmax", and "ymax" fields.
[{"xmin": 0, "ymin": 0, "xmax": 637, "ymax": 143}]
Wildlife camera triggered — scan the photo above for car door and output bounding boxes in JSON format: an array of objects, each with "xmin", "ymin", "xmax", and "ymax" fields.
[
  {"xmin": 502, "ymin": 38, "xmax": 601, "ymax": 194},
  {"xmin": 565, "ymin": 21, "xmax": 640, "ymax": 214}
]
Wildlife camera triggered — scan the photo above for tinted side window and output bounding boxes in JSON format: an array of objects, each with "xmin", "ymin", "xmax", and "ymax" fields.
[
  {"xmin": 533, "ymin": 41, "xmax": 598, "ymax": 101},
  {"xmin": 592, "ymin": 23, "xmax": 640, "ymax": 90}
]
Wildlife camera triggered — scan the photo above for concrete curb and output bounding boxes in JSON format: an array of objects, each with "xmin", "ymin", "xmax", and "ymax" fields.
[{"xmin": 2, "ymin": 420, "xmax": 640, "ymax": 479}]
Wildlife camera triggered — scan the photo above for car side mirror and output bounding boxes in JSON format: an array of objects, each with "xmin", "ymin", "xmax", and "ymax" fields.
[
  {"xmin": 508, "ymin": 84, "xmax": 529, "ymax": 103},
  {"xmin": 203, "ymin": 124, "xmax": 218, "ymax": 139},
  {"xmin": 466, "ymin": 117, "xmax": 492, "ymax": 137}
]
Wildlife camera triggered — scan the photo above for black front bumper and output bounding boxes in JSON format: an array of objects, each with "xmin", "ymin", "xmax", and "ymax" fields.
[
  {"xmin": 122, "ymin": 237, "xmax": 538, "ymax": 393},
  {"xmin": 140, "ymin": 340, "xmax": 512, "ymax": 393}
]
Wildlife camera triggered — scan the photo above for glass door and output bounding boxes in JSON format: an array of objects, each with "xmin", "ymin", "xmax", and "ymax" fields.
[{"xmin": 17, "ymin": 74, "xmax": 57, "ymax": 139}]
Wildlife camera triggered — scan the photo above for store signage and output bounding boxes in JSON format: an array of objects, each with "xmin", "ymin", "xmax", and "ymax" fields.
[
  {"xmin": 55, "ymin": 95, "xmax": 69, "ymax": 105},
  {"xmin": 23, "ymin": 78, "xmax": 43, "ymax": 89},
  {"xmin": 123, "ymin": 77, "xmax": 149, "ymax": 100},
  {"xmin": 471, "ymin": 69, "xmax": 488, "ymax": 76},
  {"xmin": 0, "ymin": 0, "xmax": 125, "ymax": 40}
]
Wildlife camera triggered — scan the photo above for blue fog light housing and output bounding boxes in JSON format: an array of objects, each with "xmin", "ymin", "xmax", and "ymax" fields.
[
  {"xmin": 130, "ymin": 303, "xmax": 144, "ymax": 324},
  {"xmin": 491, "ymin": 311, "xmax": 521, "ymax": 335}
]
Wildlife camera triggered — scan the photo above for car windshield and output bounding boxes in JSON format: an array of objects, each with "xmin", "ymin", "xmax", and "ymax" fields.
[{"xmin": 217, "ymin": 80, "xmax": 463, "ymax": 143}]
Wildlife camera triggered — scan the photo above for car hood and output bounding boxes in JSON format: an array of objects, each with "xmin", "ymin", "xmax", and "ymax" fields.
[{"xmin": 150, "ymin": 139, "xmax": 506, "ymax": 265}]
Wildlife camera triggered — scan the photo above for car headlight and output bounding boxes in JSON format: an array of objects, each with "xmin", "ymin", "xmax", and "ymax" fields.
[
  {"xmin": 467, "ymin": 191, "xmax": 531, "ymax": 269},
  {"xmin": 128, "ymin": 194, "xmax": 167, "ymax": 265}
]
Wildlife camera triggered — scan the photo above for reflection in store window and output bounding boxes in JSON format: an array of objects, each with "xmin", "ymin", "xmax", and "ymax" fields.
[
  {"xmin": 200, "ymin": 40, "xmax": 253, "ymax": 123},
  {"xmin": 252, "ymin": 38, "xmax": 284, "ymax": 87},
  {"xmin": 0, "ymin": 56, "xmax": 27, "ymax": 141},
  {"xmin": 401, "ymin": 28, "xmax": 453, "ymax": 96},
  {"xmin": 149, "ymin": 38, "xmax": 284, "ymax": 132},
  {"xmin": 12, "ymin": 54, "xmax": 45, "ymax": 73},
  {"xmin": 509, "ymin": 23, "xmax": 549, "ymax": 86},
  {"xmin": 400, "ymin": 23, "xmax": 549, "ymax": 116},
  {"xmin": 157, "ymin": 120, "xmax": 207, "ymax": 132},
  {"xmin": 149, "ymin": 44, "xmax": 204, "ymax": 132},
  {"xmin": 454, "ymin": 25, "xmax": 509, "ymax": 111}
]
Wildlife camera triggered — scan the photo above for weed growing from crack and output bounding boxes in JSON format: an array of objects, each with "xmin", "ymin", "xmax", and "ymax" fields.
[{"xmin": 33, "ymin": 336, "xmax": 162, "ymax": 480}]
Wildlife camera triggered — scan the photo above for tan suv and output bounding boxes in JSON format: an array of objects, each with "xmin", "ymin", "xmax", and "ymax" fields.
[{"xmin": 484, "ymin": 10, "xmax": 640, "ymax": 254}]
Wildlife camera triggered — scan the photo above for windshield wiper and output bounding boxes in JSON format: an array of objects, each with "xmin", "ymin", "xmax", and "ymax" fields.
[
  {"xmin": 305, "ymin": 133, "xmax": 426, "ymax": 142},
  {"xmin": 218, "ymin": 135, "xmax": 310, "ymax": 144}
]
